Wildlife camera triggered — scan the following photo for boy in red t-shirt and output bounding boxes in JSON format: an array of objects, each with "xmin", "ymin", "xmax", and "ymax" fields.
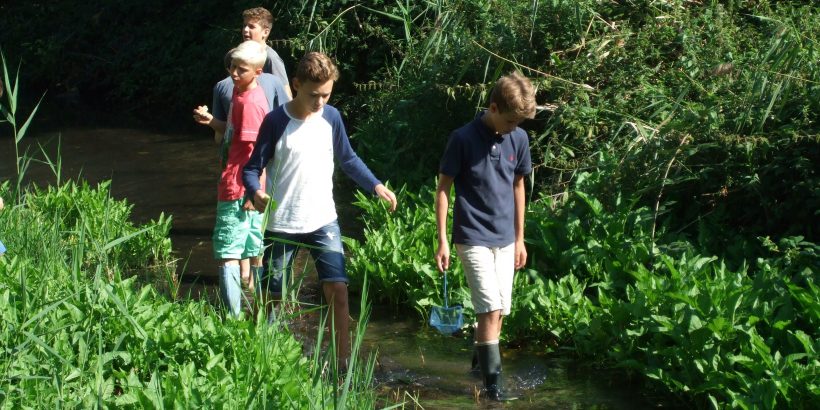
[{"xmin": 194, "ymin": 40, "xmax": 270, "ymax": 317}]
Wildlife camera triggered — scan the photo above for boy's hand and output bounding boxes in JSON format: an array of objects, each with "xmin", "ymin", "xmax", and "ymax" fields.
[
  {"xmin": 514, "ymin": 239, "xmax": 527, "ymax": 270},
  {"xmin": 244, "ymin": 190, "xmax": 270, "ymax": 212},
  {"xmin": 435, "ymin": 242, "xmax": 450, "ymax": 273},
  {"xmin": 193, "ymin": 105, "xmax": 213, "ymax": 125},
  {"xmin": 374, "ymin": 184, "xmax": 397, "ymax": 212}
]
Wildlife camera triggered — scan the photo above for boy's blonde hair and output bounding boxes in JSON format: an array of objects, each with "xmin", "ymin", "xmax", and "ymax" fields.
[
  {"xmin": 243, "ymin": 7, "xmax": 273, "ymax": 30},
  {"xmin": 229, "ymin": 41, "xmax": 267, "ymax": 69},
  {"xmin": 295, "ymin": 52, "xmax": 339, "ymax": 83},
  {"xmin": 489, "ymin": 71, "xmax": 536, "ymax": 119}
]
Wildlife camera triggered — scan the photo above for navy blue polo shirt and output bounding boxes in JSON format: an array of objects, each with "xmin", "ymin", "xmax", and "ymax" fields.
[{"xmin": 440, "ymin": 113, "xmax": 532, "ymax": 247}]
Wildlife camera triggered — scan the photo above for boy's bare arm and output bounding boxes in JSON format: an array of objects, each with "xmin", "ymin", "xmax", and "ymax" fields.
[
  {"xmin": 435, "ymin": 174, "xmax": 455, "ymax": 273},
  {"xmin": 513, "ymin": 174, "xmax": 527, "ymax": 269}
]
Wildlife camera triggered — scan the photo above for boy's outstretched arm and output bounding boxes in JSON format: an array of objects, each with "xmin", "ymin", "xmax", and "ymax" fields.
[
  {"xmin": 513, "ymin": 174, "xmax": 527, "ymax": 269},
  {"xmin": 435, "ymin": 174, "xmax": 455, "ymax": 273},
  {"xmin": 192, "ymin": 105, "xmax": 227, "ymax": 143}
]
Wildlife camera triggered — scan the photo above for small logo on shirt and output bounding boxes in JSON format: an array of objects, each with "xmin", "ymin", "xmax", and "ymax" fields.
[{"xmin": 509, "ymin": 154, "xmax": 515, "ymax": 161}]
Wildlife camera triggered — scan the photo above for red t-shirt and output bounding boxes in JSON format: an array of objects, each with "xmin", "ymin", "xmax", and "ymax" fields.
[{"xmin": 218, "ymin": 85, "xmax": 268, "ymax": 201}]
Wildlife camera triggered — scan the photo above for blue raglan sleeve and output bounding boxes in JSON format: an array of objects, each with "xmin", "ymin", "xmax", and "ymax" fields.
[
  {"xmin": 242, "ymin": 111, "xmax": 279, "ymax": 199},
  {"xmin": 327, "ymin": 107, "xmax": 382, "ymax": 193}
]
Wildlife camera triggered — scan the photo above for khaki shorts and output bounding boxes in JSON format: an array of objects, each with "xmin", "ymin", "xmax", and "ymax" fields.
[
  {"xmin": 456, "ymin": 243, "xmax": 515, "ymax": 315},
  {"xmin": 212, "ymin": 199, "xmax": 264, "ymax": 260}
]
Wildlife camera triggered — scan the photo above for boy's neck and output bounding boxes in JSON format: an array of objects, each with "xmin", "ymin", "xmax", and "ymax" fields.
[
  {"xmin": 286, "ymin": 101, "xmax": 314, "ymax": 120},
  {"xmin": 481, "ymin": 111, "xmax": 499, "ymax": 135},
  {"xmin": 235, "ymin": 79, "xmax": 258, "ymax": 93}
]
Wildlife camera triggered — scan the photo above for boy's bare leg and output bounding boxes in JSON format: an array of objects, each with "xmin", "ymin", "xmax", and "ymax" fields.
[
  {"xmin": 240, "ymin": 258, "xmax": 251, "ymax": 286},
  {"xmin": 248, "ymin": 256, "xmax": 262, "ymax": 289},
  {"xmin": 322, "ymin": 281, "xmax": 350, "ymax": 369},
  {"xmin": 475, "ymin": 310, "xmax": 502, "ymax": 342},
  {"xmin": 248, "ymin": 255, "xmax": 263, "ymax": 316}
]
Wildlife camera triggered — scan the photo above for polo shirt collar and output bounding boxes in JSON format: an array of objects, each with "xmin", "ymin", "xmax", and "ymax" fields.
[{"xmin": 474, "ymin": 110, "xmax": 506, "ymax": 143}]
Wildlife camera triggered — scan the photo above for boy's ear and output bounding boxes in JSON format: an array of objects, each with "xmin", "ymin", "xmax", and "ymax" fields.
[
  {"xmin": 292, "ymin": 78, "xmax": 301, "ymax": 92},
  {"xmin": 487, "ymin": 102, "xmax": 499, "ymax": 114},
  {"xmin": 262, "ymin": 27, "xmax": 271, "ymax": 40},
  {"xmin": 254, "ymin": 67, "xmax": 263, "ymax": 76}
]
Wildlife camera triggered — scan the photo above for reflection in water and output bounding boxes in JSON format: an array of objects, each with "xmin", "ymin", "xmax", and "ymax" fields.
[{"xmin": 1, "ymin": 128, "xmax": 677, "ymax": 409}]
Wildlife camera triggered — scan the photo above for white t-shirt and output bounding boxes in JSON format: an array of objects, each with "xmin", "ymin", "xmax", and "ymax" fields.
[{"xmin": 242, "ymin": 104, "xmax": 382, "ymax": 234}]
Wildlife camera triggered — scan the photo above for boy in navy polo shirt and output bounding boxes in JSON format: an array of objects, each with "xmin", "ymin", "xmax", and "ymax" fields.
[{"xmin": 435, "ymin": 71, "xmax": 536, "ymax": 401}]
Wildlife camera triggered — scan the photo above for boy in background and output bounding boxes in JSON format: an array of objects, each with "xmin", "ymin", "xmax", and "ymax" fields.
[
  {"xmin": 193, "ymin": 41, "xmax": 279, "ymax": 317},
  {"xmin": 193, "ymin": 7, "xmax": 292, "ymax": 291},
  {"xmin": 242, "ymin": 52, "xmax": 397, "ymax": 367},
  {"xmin": 434, "ymin": 71, "xmax": 536, "ymax": 401},
  {"xmin": 242, "ymin": 7, "xmax": 291, "ymax": 98},
  {"xmin": 198, "ymin": 5, "xmax": 291, "ymax": 148}
]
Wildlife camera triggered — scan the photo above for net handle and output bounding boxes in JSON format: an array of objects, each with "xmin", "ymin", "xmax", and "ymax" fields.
[{"xmin": 443, "ymin": 270, "xmax": 449, "ymax": 308}]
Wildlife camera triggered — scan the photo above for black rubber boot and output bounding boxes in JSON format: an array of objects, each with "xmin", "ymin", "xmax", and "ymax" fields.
[
  {"xmin": 476, "ymin": 343, "xmax": 518, "ymax": 401},
  {"xmin": 484, "ymin": 371, "xmax": 518, "ymax": 401},
  {"xmin": 470, "ymin": 348, "xmax": 481, "ymax": 377}
]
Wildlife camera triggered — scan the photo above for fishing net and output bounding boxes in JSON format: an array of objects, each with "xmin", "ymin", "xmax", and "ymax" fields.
[{"xmin": 429, "ymin": 271, "xmax": 463, "ymax": 335}]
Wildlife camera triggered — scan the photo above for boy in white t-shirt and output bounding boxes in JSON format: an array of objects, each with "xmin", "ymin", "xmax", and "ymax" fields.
[{"xmin": 242, "ymin": 52, "xmax": 397, "ymax": 367}]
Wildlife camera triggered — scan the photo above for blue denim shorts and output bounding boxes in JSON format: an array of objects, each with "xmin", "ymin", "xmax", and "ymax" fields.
[{"xmin": 260, "ymin": 220, "xmax": 347, "ymax": 294}]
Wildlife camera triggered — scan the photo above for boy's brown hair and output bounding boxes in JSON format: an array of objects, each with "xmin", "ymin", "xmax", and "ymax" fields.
[
  {"xmin": 295, "ymin": 52, "xmax": 340, "ymax": 83},
  {"xmin": 489, "ymin": 71, "xmax": 536, "ymax": 119},
  {"xmin": 243, "ymin": 7, "xmax": 273, "ymax": 30}
]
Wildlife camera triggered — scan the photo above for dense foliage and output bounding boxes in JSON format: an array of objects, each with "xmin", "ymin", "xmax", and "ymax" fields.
[
  {"xmin": 2, "ymin": 0, "xmax": 818, "ymax": 408},
  {"xmin": 2, "ymin": 0, "xmax": 816, "ymax": 242},
  {"xmin": 347, "ymin": 180, "xmax": 818, "ymax": 408}
]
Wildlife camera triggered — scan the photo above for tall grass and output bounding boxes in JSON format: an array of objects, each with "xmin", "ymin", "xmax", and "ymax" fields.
[{"xmin": 0, "ymin": 49, "xmax": 45, "ymax": 193}]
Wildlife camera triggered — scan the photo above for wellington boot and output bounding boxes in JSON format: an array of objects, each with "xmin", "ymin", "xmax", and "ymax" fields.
[
  {"xmin": 483, "ymin": 372, "xmax": 519, "ymax": 402},
  {"xmin": 470, "ymin": 348, "xmax": 481, "ymax": 377},
  {"xmin": 476, "ymin": 343, "xmax": 518, "ymax": 401}
]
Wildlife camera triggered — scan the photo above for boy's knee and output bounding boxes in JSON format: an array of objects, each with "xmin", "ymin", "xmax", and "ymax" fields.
[{"xmin": 322, "ymin": 281, "xmax": 348, "ymax": 302}]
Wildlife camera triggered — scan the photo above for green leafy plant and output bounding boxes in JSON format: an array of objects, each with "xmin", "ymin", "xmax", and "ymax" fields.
[{"xmin": 345, "ymin": 184, "xmax": 469, "ymax": 320}]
